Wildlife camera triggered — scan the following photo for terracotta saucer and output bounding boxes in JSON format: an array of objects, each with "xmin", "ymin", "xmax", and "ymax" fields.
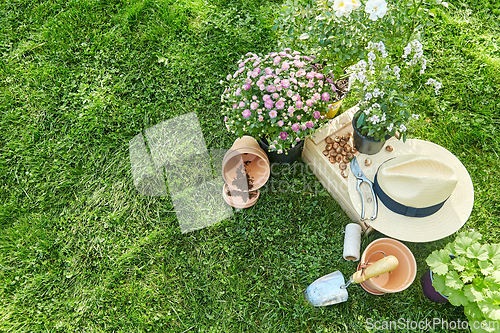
[{"xmin": 222, "ymin": 183, "xmax": 259, "ymax": 209}]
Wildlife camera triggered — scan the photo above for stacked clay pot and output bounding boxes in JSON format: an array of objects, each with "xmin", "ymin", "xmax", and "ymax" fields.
[{"xmin": 222, "ymin": 136, "xmax": 270, "ymax": 208}]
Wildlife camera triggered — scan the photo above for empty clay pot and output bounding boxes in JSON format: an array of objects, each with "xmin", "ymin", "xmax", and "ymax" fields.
[
  {"xmin": 222, "ymin": 136, "xmax": 270, "ymax": 192},
  {"xmin": 358, "ymin": 238, "xmax": 417, "ymax": 295}
]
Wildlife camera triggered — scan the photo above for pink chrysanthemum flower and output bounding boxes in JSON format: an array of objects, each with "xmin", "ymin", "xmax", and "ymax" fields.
[
  {"xmin": 269, "ymin": 110, "xmax": 278, "ymax": 118},
  {"xmin": 296, "ymin": 69, "xmax": 306, "ymax": 77},
  {"xmin": 313, "ymin": 111, "xmax": 321, "ymax": 120},
  {"xmin": 306, "ymin": 121, "xmax": 314, "ymax": 128},
  {"xmin": 291, "ymin": 123, "xmax": 300, "ymax": 132},
  {"xmin": 250, "ymin": 102, "xmax": 259, "ymax": 110},
  {"xmin": 322, "ymin": 92, "xmax": 330, "ymax": 101},
  {"xmin": 279, "ymin": 131, "xmax": 288, "ymax": 140},
  {"xmin": 267, "ymin": 85, "xmax": 276, "ymax": 93},
  {"xmin": 281, "ymin": 79, "xmax": 290, "ymax": 89},
  {"xmin": 264, "ymin": 100, "xmax": 274, "ymax": 109},
  {"xmin": 276, "ymin": 100, "xmax": 285, "ymax": 109},
  {"xmin": 242, "ymin": 109, "xmax": 251, "ymax": 118},
  {"xmin": 277, "ymin": 120, "xmax": 284, "ymax": 127}
]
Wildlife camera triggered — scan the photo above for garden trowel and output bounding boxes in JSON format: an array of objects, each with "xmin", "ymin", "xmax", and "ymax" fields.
[{"xmin": 304, "ymin": 255, "xmax": 399, "ymax": 306}]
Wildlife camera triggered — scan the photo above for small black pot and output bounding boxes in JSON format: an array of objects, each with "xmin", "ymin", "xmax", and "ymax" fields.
[
  {"xmin": 352, "ymin": 114, "xmax": 390, "ymax": 155},
  {"xmin": 259, "ymin": 138, "xmax": 304, "ymax": 164},
  {"xmin": 420, "ymin": 270, "xmax": 449, "ymax": 303}
]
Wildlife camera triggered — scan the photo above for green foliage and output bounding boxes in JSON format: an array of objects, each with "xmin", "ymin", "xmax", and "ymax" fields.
[
  {"xmin": 427, "ymin": 232, "xmax": 500, "ymax": 328},
  {"xmin": 0, "ymin": 0, "xmax": 499, "ymax": 332},
  {"xmin": 427, "ymin": 249, "xmax": 451, "ymax": 275},
  {"xmin": 274, "ymin": 0, "xmax": 448, "ymax": 78}
]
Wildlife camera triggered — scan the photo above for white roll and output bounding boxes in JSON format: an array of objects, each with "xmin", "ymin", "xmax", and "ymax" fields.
[{"xmin": 343, "ymin": 223, "xmax": 362, "ymax": 261}]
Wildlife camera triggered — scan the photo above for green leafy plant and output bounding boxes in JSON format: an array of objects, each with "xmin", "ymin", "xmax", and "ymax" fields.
[
  {"xmin": 426, "ymin": 232, "xmax": 500, "ymax": 333},
  {"xmin": 274, "ymin": 0, "xmax": 449, "ymax": 79}
]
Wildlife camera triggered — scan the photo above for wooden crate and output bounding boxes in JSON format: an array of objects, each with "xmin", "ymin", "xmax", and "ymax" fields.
[{"xmin": 302, "ymin": 106, "xmax": 395, "ymax": 234}]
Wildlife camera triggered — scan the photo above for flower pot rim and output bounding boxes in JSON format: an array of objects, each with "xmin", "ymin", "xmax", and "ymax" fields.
[
  {"xmin": 259, "ymin": 137, "xmax": 303, "ymax": 150},
  {"xmin": 360, "ymin": 238, "xmax": 417, "ymax": 294},
  {"xmin": 352, "ymin": 112, "xmax": 391, "ymax": 143},
  {"xmin": 222, "ymin": 139, "xmax": 270, "ymax": 191},
  {"xmin": 429, "ymin": 270, "xmax": 449, "ymax": 300}
]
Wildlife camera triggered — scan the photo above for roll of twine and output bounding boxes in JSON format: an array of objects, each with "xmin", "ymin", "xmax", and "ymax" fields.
[{"xmin": 343, "ymin": 223, "xmax": 362, "ymax": 261}]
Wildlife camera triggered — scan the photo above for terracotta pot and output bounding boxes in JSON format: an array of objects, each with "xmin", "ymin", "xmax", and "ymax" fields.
[
  {"xmin": 358, "ymin": 238, "xmax": 417, "ymax": 295},
  {"xmin": 222, "ymin": 136, "xmax": 270, "ymax": 192},
  {"xmin": 352, "ymin": 113, "xmax": 391, "ymax": 155},
  {"xmin": 420, "ymin": 269, "xmax": 449, "ymax": 303},
  {"xmin": 222, "ymin": 183, "xmax": 260, "ymax": 209},
  {"xmin": 259, "ymin": 138, "xmax": 304, "ymax": 164}
]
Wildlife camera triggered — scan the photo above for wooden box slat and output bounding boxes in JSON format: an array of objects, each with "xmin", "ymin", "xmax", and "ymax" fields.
[{"xmin": 302, "ymin": 106, "xmax": 378, "ymax": 233}]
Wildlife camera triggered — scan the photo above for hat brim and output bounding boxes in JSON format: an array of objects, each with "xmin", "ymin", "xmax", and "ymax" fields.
[{"xmin": 348, "ymin": 139, "xmax": 474, "ymax": 242}]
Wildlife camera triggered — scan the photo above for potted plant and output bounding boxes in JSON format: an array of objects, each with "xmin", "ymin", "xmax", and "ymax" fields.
[
  {"xmin": 221, "ymin": 49, "xmax": 339, "ymax": 163},
  {"xmin": 425, "ymin": 231, "xmax": 500, "ymax": 333},
  {"xmin": 275, "ymin": 0, "xmax": 448, "ymax": 89},
  {"xmin": 347, "ymin": 40, "xmax": 442, "ymax": 154}
]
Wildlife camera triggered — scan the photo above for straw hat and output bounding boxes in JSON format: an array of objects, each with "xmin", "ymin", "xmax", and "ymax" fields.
[{"xmin": 348, "ymin": 139, "xmax": 474, "ymax": 242}]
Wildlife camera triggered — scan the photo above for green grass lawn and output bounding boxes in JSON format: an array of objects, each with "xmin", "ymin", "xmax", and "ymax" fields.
[{"xmin": 1, "ymin": 0, "xmax": 499, "ymax": 331}]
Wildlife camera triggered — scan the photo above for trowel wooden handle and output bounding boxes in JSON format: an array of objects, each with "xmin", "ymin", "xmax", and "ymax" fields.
[{"xmin": 352, "ymin": 255, "xmax": 399, "ymax": 283}]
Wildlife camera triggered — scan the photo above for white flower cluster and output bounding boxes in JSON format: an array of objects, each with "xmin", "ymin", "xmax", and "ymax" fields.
[
  {"xmin": 425, "ymin": 78, "xmax": 442, "ymax": 94},
  {"xmin": 367, "ymin": 41, "xmax": 388, "ymax": 58},
  {"xmin": 333, "ymin": 0, "xmax": 361, "ymax": 18},
  {"xmin": 435, "ymin": 0, "xmax": 449, "ymax": 8},
  {"xmin": 349, "ymin": 59, "xmax": 368, "ymax": 83},
  {"xmin": 332, "ymin": 0, "xmax": 387, "ymax": 21},
  {"xmin": 364, "ymin": 0, "xmax": 388, "ymax": 21},
  {"xmin": 403, "ymin": 40, "xmax": 427, "ymax": 74}
]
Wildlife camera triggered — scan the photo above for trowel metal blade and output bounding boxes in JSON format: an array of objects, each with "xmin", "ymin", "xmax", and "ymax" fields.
[{"xmin": 304, "ymin": 270, "xmax": 349, "ymax": 307}]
